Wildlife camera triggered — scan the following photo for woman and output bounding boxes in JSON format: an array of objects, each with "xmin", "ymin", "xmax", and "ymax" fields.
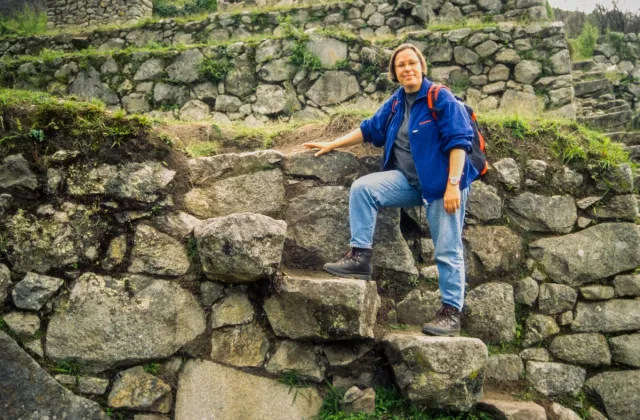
[{"xmin": 303, "ymin": 43, "xmax": 478, "ymax": 337}]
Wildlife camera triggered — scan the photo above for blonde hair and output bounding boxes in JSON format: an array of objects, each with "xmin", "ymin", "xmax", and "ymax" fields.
[{"xmin": 388, "ymin": 43, "xmax": 428, "ymax": 83}]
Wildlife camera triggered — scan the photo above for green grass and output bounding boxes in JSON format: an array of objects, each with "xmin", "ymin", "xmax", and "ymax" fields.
[
  {"xmin": 568, "ymin": 22, "xmax": 598, "ymax": 61},
  {"xmin": 143, "ymin": 362, "xmax": 162, "ymax": 375},
  {"xmin": 52, "ymin": 360, "xmax": 82, "ymax": 375},
  {"xmin": 0, "ymin": 5, "xmax": 47, "ymax": 37}
]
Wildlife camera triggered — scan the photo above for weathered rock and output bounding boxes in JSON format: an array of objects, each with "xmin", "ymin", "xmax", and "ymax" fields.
[
  {"xmin": 134, "ymin": 58, "xmax": 164, "ymax": 81},
  {"xmin": 264, "ymin": 276, "xmax": 379, "ymax": 341},
  {"xmin": 305, "ymin": 36, "xmax": 347, "ymax": 67},
  {"xmin": 485, "ymin": 355, "xmax": 524, "ymax": 385},
  {"xmin": 396, "ymin": 289, "xmax": 441, "ymax": 325},
  {"xmin": 549, "ymin": 402, "xmax": 582, "ymax": 420},
  {"xmin": 464, "ymin": 225, "xmax": 524, "ymax": 280},
  {"xmin": 306, "ymin": 71, "xmax": 360, "ymax": 106},
  {"xmin": 179, "ymin": 99, "xmax": 210, "ymax": 122},
  {"xmin": 580, "ymin": 285, "xmax": 615, "ymax": 300},
  {"xmin": 266, "ymin": 340, "xmax": 324, "ymax": 382},
  {"xmin": 215, "ymin": 95, "xmax": 243, "ymax": 112},
  {"xmin": 343, "ymin": 387, "xmax": 376, "ymax": 414},
  {"xmin": 129, "ymin": 224, "xmax": 190, "ymax": 277},
  {"xmin": 167, "ymin": 49, "xmax": 203, "ymax": 83},
  {"xmin": 519, "ymin": 348, "xmax": 550, "ymax": 362},
  {"xmin": 454, "ymin": 46, "xmax": 479, "ymax": 65},
  {"xmin": 184, "ymin": 170, "xmax": 285, "ymax": 219},
  {"xmin": 530, "ymin": 223, "xmax": 640, "ymax": 286},
  {"xmin": 572, "ymin": 300, "xmax": 640, "ymax": 333},
  {"xmin": 500, "ymin": 90, "xmax": 542, "ymax": 114},
  {"xmin": 514, "ymin": 60, "xmax": 542, "ymax": 84},
  {"xmin": 0, "ymin": 331, "xmax": 106, "ymax": 419},
  {"xmin": 194, "ymin": 213, "xmax": 286, "ymax": 283},
  {"xmin": 0, "ymin": 154, "xmax": 37, "ymax": 190},
  {"xmin": 371, "ymin": 207, "xmax": 419, "ymax": 276},
  {"xmin": 67, "ymin": 161, "xmax": 175, "ymax": 202},
  {"xmin": 478, "ymin": 395, "xmax": 546, "ymax": 420},
  {"xmin": 78, "ymin": 376, "xmax": 110, "ymax": 395},
  {"xmin": 12, "ymin": 272, "xmax": 64, "ymax": 310},
  {"xmin": 538, "ymin": 283, "xmax": 577, "ymax": 314},
  {"xmin": 3, "ymin": 311, "xmax": 40, "ymax": 338},
  {"xmin": 68, "ymin": 66, "xmax": 119, "ymax": 105},
  {"xmin": 493, "ymin": 158, "xmax": 520, "ymax": 189},
  {"xmin": 552, "ymin": 167, "xmax": 583, "ymax": 191},
  {"xmin": 586, "ymin": 370, "xmax": 640, "ymax": 420},
  {"xmin": 102, "ymin": 234, "xmax": 127, "ymax": 270},
  {"xmin": 199, "ymin": 281, "xmax": 224, "ymax": 306},
  {"xmin": 523, "ymin": 314, "xmax": 560, "ymax": 346},
  {"xmin": 283, "ymin": 150, "xmax": 360, "ymax": 183},
  {"xmin": 108, "ymin": 366, "xmax": 172, "ymax": 413},
  {"xmin": 550, "ymin": 49, "xmax": 571, "ymax": 75},
  {"xmin": 526, "ymin": 361, "xmax": 585, "ymax": 396},
  {"xmin": 549, "ymin": 333, "xmax": 611, "ymax": 366},
  {"xmin": 210, "ymin": 322, "xmax": 269, "ymax": 368},
  {"xmin": 258, "ymin": 59, "xmax": 295, "ymax": 82},
  {"xmin": 507, "ymin": 193, "xmax": 577, "ymax": 233},
  {"xmin": 175, "ymin": 360, "xmax": 323, "ymax": 420},
  {"xmin": 514, "ymin": 276, "xmax": 539, "ymax": 306},
  {"xmin": 210, "ymin": 289, "xmax": 255, "ymax": 329},
  {"xmin": 495, "ymin": 49, "xmax": 521, "ymax": 64},
  {"xmin": 384, "ymin": 334, "xmax": 487, "ymax": 411},
  {"xmin": 466, "ymin": 181, "xmax": 502, "ymax": 222},
  {"xmin": 187, "ymin": 150, "xmax": 284, "ymax": 183},
  {"xmin": 253, "ymin": 84, "xmax": 299, "ymax": 116},
  {"xmin": 587, "ymin": 407, "xmax": 608, "ymax": 420},
  {"xmin": 591, "ymin": 194, "xmax": 638, "ymax": 221},
  {"xmin": 609, "ymin": 333, "xmax": 640, "ymax": 368},
  {"xmin": 150, "ymin": 211, "xmax": 202, "ymax": 240},
  {"xmin": 0, "ymin": 263, "xmax": 10, "ymax": 304},
  {"xmin": 601, "ymin": 163, "xmax": 634, "ymax": 194},
  {"xmin": 46, "ymin": 273, "xmax": 205, "ymax": 372},
  {"xmin": 225, "ymin": 65, "xmax": 257, "ymax": 98},
  {"xmin": 463, "ymin": 282, "xmax": 516, "ymax": 344}
]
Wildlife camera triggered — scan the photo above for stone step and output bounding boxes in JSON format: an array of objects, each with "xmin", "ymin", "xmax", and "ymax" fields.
[
  {"xmin": 606, "ymin": 131, "xmax": 640, "ymax": 145},
  {"xmin": 572, "ymin": 60, "xmax": 597, "ymax": 72},
  {"xmin": 577, "ymin": 110, "xmax": 633, "ymax": 130},
  {"xmin": 574, "ymin": 79, "xmax": 614, "ymax": 98},
  {"xmin": 592, "ymin": 99, "xmax": 631, "ymax": 112}
]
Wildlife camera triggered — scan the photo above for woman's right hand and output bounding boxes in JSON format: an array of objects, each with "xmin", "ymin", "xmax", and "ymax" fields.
[{"xmin": 303, "ymin": 141, "xmax": 335, "ymax": 157}]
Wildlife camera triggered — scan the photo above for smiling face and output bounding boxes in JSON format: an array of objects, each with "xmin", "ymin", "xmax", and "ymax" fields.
[{"xmin": 394, "ymin": 48, "xmax": 424, "ymax": 93}]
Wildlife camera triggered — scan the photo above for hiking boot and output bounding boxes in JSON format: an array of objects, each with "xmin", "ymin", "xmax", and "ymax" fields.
[
  {"xmin": 323, "ymin": 248, "xmax": 373, "ymax": 281},
  {"xmin": 421, "ymin": 304, "xmax": 461, "ymax": 337}
]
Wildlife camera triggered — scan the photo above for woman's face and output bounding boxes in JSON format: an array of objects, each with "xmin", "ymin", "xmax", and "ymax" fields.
[{"xmin": 394, "ymin": 49, "xmax": 424, "ymax": 93}]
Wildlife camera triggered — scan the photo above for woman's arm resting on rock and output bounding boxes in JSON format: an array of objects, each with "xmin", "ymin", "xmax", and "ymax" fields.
[{"xmin": 303, "ymin": 128, "xmax": 364, "ymax": 157}]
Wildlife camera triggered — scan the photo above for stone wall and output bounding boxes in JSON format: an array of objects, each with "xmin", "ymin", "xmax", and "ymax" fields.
[
  {"xmin": 0, "ymin": 23, "xmax": 573, "ymax": 124},
  {"xmin": 45, "ymin": 0, "xmax": 152, "ymax": 28},
  {"xmin": 0, "ymin": 0, "xmax": 46, "ymax": 17},
  {"xmin": 0, "ymin": 107, "xmax": 638, "ymax": 417},
  {"xmin": 0, "ymin": 0, "xmax": 547, "ymax": 59}
]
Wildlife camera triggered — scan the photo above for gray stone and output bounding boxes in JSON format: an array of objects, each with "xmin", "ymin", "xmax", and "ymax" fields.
[
  {"xmin": 586, "ymin": 371, "xmax": 640, "ymax": 420},
  {"xmin": 552, "ymin": 167, "xmax": 583, "ymax": 191},
  {"xmin": 482, "ymin": 81, "xmax": 506, "ymax": 94},
  {"xmin": 549, "ymin": 333, "xmax": 611, "ymax": 366},
  {"xmin": 507, "ymin": 193, "xmax": 577, "ymax": 234},
  {"xmin": 466, "ymin": 181, "xmax": 501, "ymax": 222},
  {"xmin": 587, "ymin": 407, "xmax": 608, "ymax": 420},
  {"xmin": 108, "ymin": 366, "xmax": 172, "ymax": 413},
  {"xmin": 591, "ymin": 195, "xmax": 638, "ymax": 221},
  {"xmin": 0, "ymin": 331, "xmax": 106, "ymax": 419},
  {"xmin": 3, "ymin": 311, "xmax": 40, "ymax": 338},
  {"xmin": 610, "ymin": 333, "xmax": 640, "ymax": 368},
  {"xmin": 195, "ymin": 213, "xmax": 286, "ymax": 283},
  {"xmin": 495, "ymin": 49, "xmax": 521, "ymax": 64},
  {"xmin": 439, "ymin": 2, "xmax": 464, "ymax": 22},
  {"xmin": 558, "ymin": 311, "xmax": 574, "ymax": 326},
  {"xmin": 122, "ymin": 93, "xmax": 151, "ymax": 114},
  {"xmin": 46, "ymin": 273, "xmax": 206, "ymax": 372},
  {"xmin": 167, "ymin": 49, "xmax": 203, "ymax": 84},
  {"xmin": 488, "ymin": 64, "xmax": 510, "ymax": 82},
  {"xmin": 519, "ymin": 348, "xmax": 550, "ymax": 362},
  {"xmin": 23, "ymin": 339, "xmax": 43, "ymax": 357},
  {"xmin": 0, "ymin": 154, "xmax": 37, "ymax": 190},
  {"xmin": 500, "ymin": 90, "xmax": 542, "ymax": 114},
  {"xmin": 601, "ymin": 163, "xmax": 634, "ymax": 194},
  {"xmin": 475, "ymin": 40, "xmax": 499, "ymax": 58},
  {"xmin": 69, "ymin": 66, "xmax": 119, "ymax": 105},
  {"xmin": 150, "ymin": 211, "xmax": 202, "ymax": 240},
  {"xmin": 129, "ymin": 224, "xmax": 190, "ymax": 277},
  {"xmin": 464, "ymin": 225, "xmax": 524, "ymax": 280},
  {"xmin": 283, "ymin": 150, "xmax": 360, "ymax": 183},
  {"xmin": 0, "ymin": 263, "xmax": 10, "ymax": 304},
  {"xmin": 454, "ymin": 46, "xmax": 479, "ymax": 65},
  {"xmin": 613, "ymin": 274, "xmax": 640, "ymax": 297},
  {"xmin": 153, "ymin": 82, "xmax": 189, "ymax": 106},
  {"xmin": 225, "ymin": 66, "xmax": 257, "ymax": 98},
  {"xmin": 264, "ymin": 276, "xmax": 380, "ymax": 341},
  {"xmin": 550, "ymin": 49, "xmax": 571, "ymax": 75},
  {"xmin": 67, "ymin": 161, "xmax": 175, "ymax": 202},
  {"xmin": 493, "ymin": 158, "xmax": 520, "ymax": 189},
  {"xmin": 306, "ymin": 71, "xmax": 360, "ymax": 106},
  {"xmin": 179, "ymin": 99, "xmax": 210, "ymax": 121},
  {"xmin": 175, "ymin": 360, "xmax": 323, "ymax": 420},
  {"xmin": 192, "ymin": 82, "xmax": 218, "ymax": 101},
  {"xmin": 463, "ymin": 282, "xmax": 516, "ymax": 344},
  {"xmin": 343, "ymin": 387, "xmax": 376, "ymax": 414},
  {"xmin": 530, "ymin": 223, "xmax": 640, "ymax": 286},
  {"xmin": 253, "ymin": 84, "xmax": 298, "ymax": 116},
  {"xmin": 187, "ymin": 150, "xmax": 284, "ymax": 183},
  {"xmin": 134, "ymin": 58, "xmax": 164, "ymax": 81},
  {"xmin": 549, "ymin": 402, "xmax": 582, "ymax": 420},
  {"xmin": 478, "ymin": 397, "xmax": 546, "ymax": 420},
  {"xmin": 384, "ymin": 334, "xmax": 487, "ymax": 411},
  {"xmin": 200, "ymin": 282, "xmax": 224, "ymax": 306},
  {"xmin": 429, "ymin": 43, "xmax": 453, "ymax": 63},
  {"xmin": 514, "ymin": 276, "xmax": 539, "ymax": 306},
  {"xmin": 78, "ymin": 377, "xmax": 109, "ymax": 395},
  {"xmin": 210, "ymin": 289, "xmax": 254, "ymax": 329},
  {"xmin": 12, "ymin": 272, "xmax": 64, "ymax": 311},
  {"xmin": 305, "ymin": 36, "xmax": 347, "ymax": 67},
  {"xmin": 526, "ymin": 361, "xmax": 585, "ymax": 396},
  {"xmin": 258, "ymin": 58, "xmax": 296, "ymax": 82},
  {"xmin": 572, "ymin": 300, "xmax": 640, "ymax": 333},
  {"xmin": 266, "ymin": 340, "xmax": 324, "ymax": 382},
  {"xmin": 215, "ymin": 95, "xmax": 243, "ymax": 112},
  {"xmin": 396, "ymin": 288, "xmax": 441, "ymax": 325},
  {"xmin": 321, "ymin": 342, "xmax": 373, "ymax": 368},
  {"xmin": 514, "ymin": 60, "xmax": 542, "ymax": 84},
  {"xmin": 210, "ymin": 322, "xmax": 269, "ymax": 368},
  {"xmin": 55, "ymin": 374, "xmax": 77, "ymax": 386},
  {"xmin": 485, "ymin": 355, "xmax": 524, "ymax": 385},
  {"xmin": 538, "ymin": 283, "xmax": 577, "ymax": 315},
  {"xmin": 580, "ymin": 286, "xmax": 615, "ymax": 300},
  {"xmin": 523, "ymin": 314, "xmax": 559, "ymax": 346}
]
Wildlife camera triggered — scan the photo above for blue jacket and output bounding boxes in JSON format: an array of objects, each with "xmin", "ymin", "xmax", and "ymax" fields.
[{"xmin": 360, "ymin": 77, "xmax": 478, "ymax": 203}]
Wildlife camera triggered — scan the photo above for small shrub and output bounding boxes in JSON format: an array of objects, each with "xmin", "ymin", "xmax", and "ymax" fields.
[
  {"xmin": 199, "ymin": 57, "xmax": 232, "ymax": 83},
  {"xmin": 143, "ymin": 362, "xmax": 162, "ymax": 375},
  {"xmin": 570, "ymin": 23, "xmax": 598, "ymax": 60},
  {"xmin": 289, "ymin": 43, "xmax": 323, "ymax": 73},
  {"xmin": 153, "ymin": 0, "xmax": 217, "ymax": 17},
  {"xmin": 545, "ymin": 0, "xmax": 555, "ymax": 21},
  {"xmin": 0, "ymin": 5, "xmax": 47, "ymax": 37}
]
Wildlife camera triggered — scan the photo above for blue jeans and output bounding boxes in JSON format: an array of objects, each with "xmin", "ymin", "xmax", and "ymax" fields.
[{"xmin": 349, "ymin": 170, "xmax": 469, "ymax": 310}]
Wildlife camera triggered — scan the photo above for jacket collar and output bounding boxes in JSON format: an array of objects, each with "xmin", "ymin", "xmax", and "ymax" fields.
[{"xmin": 396, "ymin": 77, "xmax": 433, "ymax": 102}]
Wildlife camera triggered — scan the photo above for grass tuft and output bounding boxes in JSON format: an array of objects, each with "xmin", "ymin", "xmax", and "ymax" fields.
[{"xmin": 0, "ymin": 5, "xmax": 47, "ymax": 37}]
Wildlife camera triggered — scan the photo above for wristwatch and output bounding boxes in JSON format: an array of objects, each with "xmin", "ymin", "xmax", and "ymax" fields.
[{"xmin": 448, "ymin": 176, "xmax": 460, "ymax": 186}]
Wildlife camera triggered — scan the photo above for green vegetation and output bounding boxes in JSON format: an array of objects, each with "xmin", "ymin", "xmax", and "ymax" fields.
[
  {"xmin": 569, "ymin": 22, "xmax": 598, "ymax": 61},
  {"xmin": 52, "ymin": 360, "xmax": 82, "ymax": 375},
  {"xmin": 153, "ymin": 0, "xmax": 217, "ymax": 17},
  {"xmin": 0, "ymin": 5, "xmax": 47, "ymax": 37},
  {"xmin": 186, "ymin": 236, "xmax": 201, "ymax": 264},
  {"xmin": 199, "ymin": 56, "xmax": 233, "ymax": 83},
  {"xmin": 545, "ymin": 0, "xmax": 555, "ymax": 21},
  {"xmin": 143, "ymin": 362, "xmax": 162, "ymax": 375}
]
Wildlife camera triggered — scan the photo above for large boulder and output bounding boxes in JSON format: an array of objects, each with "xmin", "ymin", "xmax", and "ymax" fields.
[
  {"xmin": 175, "ymin": 360, "xmax": 323, "ymax": 420},
  {"xmin": 0, "ymin": 154, "xmax": 37, "ymax": 190},
  {"xmin": 194, "ymin": 213, "xmax": 286, "ymax": 283},
  {"xmin": 464, "ymin": 225, "xmax": 524, "ymax": 281},
  {"xmin": 506, "ymin": 193, "xmax": 577, "ymax": 234},
  {"xmin": 466, "ymin": 181, "xmax": 502, "ymax": 222},
  {"xmin": 264, "ymin": 276, "xmax": 380, "ymax": 341},
  {"xmin": 586, "ymin": 371, "xmax": 640, "ymax": 420},
  {"xmin": 526, "ymin": 361, "xmax": 585, "ymax": 396},
  {"xmin": 305, "ymin": 35, "xmax": 348, "ymax": 67},
  {"xmin": 253, "ymin": 84, "xmax": 299, "ymax": 116},
  {"xmin": 67, "ymin": 161, "xmax": 175, "ymax": 202},
  {"xmin": 463, "ymin": 282, "xmax": 516, "ymax": 344},
  {"xmin": 530, "ymin": 223, "xmax": 640, "ymax": 286},
  {"xmin": 609, "ymin": 333, "xmax": 640, "ymax": 367},
  {"xmin": 129, "ymin": 224, "xmax": 191, "ymax": 277},
  {"xmin": 166, "ymin": 49, "xmax": 204, "ymax": 84},
  {"xmin": 46, "ymin": 273, "xmax": 206, "ymax": 372},
  {"xmin": 384, "ymin": 334, "xmax": 487, "ymax": 412},
  {"xmin": 548, "ymin": 333, "xmax": 611, "ymax": 366},
  {"xmin": 283, "ymin": 151, "xmax": 360, "ymax": 183},
  {"xmin": 68, "ymin": 66, "xmax": 119, "ymax": 105},
  {"xmin": 0, "ymin": 331, "xmax": 106, "ymax": 419},
  {"xmin": 11, "ymin": 272, "xmax": 64, "ymax": 310},
  {"xmin": 305, "ymin": 71, "xmax": 360, "ymax": 106},
  {"xmin": 572, "ymin": 300, "xmax": 640, "ymax": 333},
  {"xmin": 187, "ymin": 151, "xmax": 284, "ymax": 183}
]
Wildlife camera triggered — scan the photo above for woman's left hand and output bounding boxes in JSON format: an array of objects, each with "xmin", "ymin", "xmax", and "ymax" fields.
[{"xmin": 443, "ymin": 184, "xmax": 461, "ymax": 214}]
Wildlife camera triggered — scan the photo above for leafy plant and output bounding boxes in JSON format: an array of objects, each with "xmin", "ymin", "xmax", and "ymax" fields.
[
  {"xmin": 0, "ymin": 4, "xmax": 47, "ymax": 37},
  {"xmin": 52, "ymin": 360, "xmax": 82, "ymax": 375},
  {"xmin": 186, "ymin": 236, "xmax": 200, "ymax": 264},
  {"xmin": 569, "ymin": 23, "xmax": 599, "ymax": 60},
  {"xmin": 278, "ymin": 370, "xmax": 311, "ymax": 404},
  {"xmin": 289, "ymin": 43, "xmax": 323, "ymax": 73},
  {"xmin": 27, "ymin": 129, "xmax": 45, "ymax": 143},
  {"xmin": 199, "ymin": 57, "xmax": 232, "ymax": 83},
  {"xmin": 153, "ymin": 0, "xmax": 217, "ymax": 17},
  {"xmin": 143, "ymin": 362, "xmax": 162, "ymax": 375}
]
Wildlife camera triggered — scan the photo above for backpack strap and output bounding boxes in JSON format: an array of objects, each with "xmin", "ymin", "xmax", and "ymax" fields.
[
  {"xmin": 384, "ymin": 98, "xmax": 400, "ymax": 134},
  {"xmin": 427, "ymin": 84, "xmax": 450, "ymax": 121}
]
